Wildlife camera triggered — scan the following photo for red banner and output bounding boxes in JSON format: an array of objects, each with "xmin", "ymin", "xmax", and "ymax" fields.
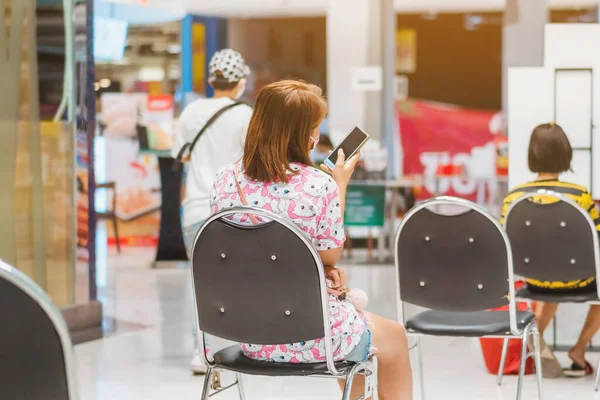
[{"xmin": 398, "ymin": 99, "xmax": 505, "ymax": 200}]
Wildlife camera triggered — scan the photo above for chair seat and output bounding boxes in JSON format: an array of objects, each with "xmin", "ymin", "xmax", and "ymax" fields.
[
  {"xmin": 212, "ymin": 345, "xmax": 355, "ymax": 377},
  {"xmin": 517, "ymin": 287, "xmax": 599, "ymax": 303},
  {"xmin": 405, "ymin": 310, "xmax": 535, "ymax": 337}
]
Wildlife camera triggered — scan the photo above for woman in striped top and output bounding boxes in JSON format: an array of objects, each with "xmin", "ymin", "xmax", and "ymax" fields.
[{"xmin": 501, "ymin": 123, "xmax": 600, "ymax": 377}]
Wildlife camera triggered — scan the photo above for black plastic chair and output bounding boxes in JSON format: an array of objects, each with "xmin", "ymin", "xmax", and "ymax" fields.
[
  {"xmin": 394, "ymin": 196, "xmax": 542, "ymax": 400},
  {"xmin": 502, "ymin": 189, "xmax": 600, "ymax": 390},
  {"xmin": 0, "ymin": 260, "xmax": 80, "ymax": 400},
  {"xmin": 190, "ymin": 207, "xmax": 379, "ymax": 400}
]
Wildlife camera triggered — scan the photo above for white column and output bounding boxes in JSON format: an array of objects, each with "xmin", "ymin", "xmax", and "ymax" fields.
[
  {"xmin": 326, "ymin": 0, "xmax": 377, "ymax": 139},
  {"xmin": 502, "ymin": 0, "xmax": 548, "ymax": 120}
]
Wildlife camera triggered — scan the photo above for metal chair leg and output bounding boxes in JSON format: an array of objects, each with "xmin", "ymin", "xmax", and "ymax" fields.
[
  {"xmin": 415, "ymin": 337, "xmax": 425, "ymax": 400},
  {"xmin": 516, "ymin": 325, "xmax": 531, "ymax": 400},
  {"xmin": 236, "ymin": 373, "xmax": 246, "ymax": 400},
  {"xmin": 552, "ymin": 317, "xmax": 557, "ymax": 350},
  {"xmin": 341, "ymin": 363, "xmax": 366, "ymax": 400},
  {"xmin": 112, "ymin": 215, "xmax": 121, "ymax": 253},
  {"xmin": 595, "ymin": 358, "xmax": 600, "ymax": 391},
  {"xmin": 201, "ymin": 368, "xmax": 213, "ymax": 400},
  {"xmin": 371, "ymin": 357, "xmax": 379, "ymax": 400},
  {"xmin": 532, "ymin": 327, "xmax": 544, "ymax": 400},
  {"xmin": 497, "ymin": 337, "xmax": 509, "ymax": 386}
]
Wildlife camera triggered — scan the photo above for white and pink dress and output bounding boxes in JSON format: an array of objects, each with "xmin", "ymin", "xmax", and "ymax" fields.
[{"xmin": 210, "ymin": 162, "xmax": 367, "ymax": 363}]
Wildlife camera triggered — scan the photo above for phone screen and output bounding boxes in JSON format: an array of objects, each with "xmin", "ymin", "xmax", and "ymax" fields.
[{"xmin": 326, "ymin": 127, "xmax": 369, "ymax": 165}]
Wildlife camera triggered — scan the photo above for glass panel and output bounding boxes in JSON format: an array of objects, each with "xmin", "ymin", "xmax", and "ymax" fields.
[{"xmin": 1, "ymin": 0, "xmax": 77, "ymax": 307}]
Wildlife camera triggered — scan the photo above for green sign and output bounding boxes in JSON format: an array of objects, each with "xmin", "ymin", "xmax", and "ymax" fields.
[{"xmin": 344, "ymin": 185, "xmax": 386, "ymax": 227}]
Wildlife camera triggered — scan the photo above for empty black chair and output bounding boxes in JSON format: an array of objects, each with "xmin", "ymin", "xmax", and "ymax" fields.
[
  {"xmin": 394, "ymin": 196, "xmax": 542, "ymax": 400},
  {"xmin": 191, "ymin": 207, "xmax": 379, "ymax": 400},
  {"xmin": 502, "ymin": 189, "xmax": 600, "ymax": 390},
  {"xmin": 0, "ymin": 260, "xmax": 79, "ymax": 400}
]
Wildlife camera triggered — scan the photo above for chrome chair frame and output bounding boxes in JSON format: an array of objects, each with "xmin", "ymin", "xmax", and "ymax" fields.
[
  {"xmin": 501, "ymin": 189, "xmax": 600, "ymax": 391},
  {"xmin": 394, "ymin": 196, "xmax": 543, "ymax": 400},
  {"xmin": 190, "ymin": 207, "xmax": 379, "ymax": 400},
  {"xmin": 0, "ymin": 260, "xmax": 80, "ymax": 400}
]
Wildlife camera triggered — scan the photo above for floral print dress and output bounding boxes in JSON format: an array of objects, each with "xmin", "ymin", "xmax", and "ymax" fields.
[{"xmin": 210, "ymin": 162, "xmax": 367, "ymax": 363}]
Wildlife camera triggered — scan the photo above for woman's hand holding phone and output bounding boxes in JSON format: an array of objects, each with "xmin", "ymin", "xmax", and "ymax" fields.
[{"xmin": 320, "ymin": 149, "xmax": 360, "ymax": 189}]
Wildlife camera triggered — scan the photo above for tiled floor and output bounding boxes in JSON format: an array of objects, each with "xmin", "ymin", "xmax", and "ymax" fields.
[{"xmin": 76, "ymin": 247, "xmax": 600, "ymax": 400}]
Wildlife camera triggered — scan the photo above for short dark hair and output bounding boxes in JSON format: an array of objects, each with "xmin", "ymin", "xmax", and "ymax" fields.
[
  {"xmin": 210, "ymin": 71, "xmax": 240, "ymax": 91},
  {"xmin": 528, "ymin": 123, "xmax": 572, "ymax": 173}
]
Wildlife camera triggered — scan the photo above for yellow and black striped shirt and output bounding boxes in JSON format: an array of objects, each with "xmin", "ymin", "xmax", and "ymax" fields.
[{"xmin": 500, "ymin": 180, "xmax": 600, "ymax": 289}]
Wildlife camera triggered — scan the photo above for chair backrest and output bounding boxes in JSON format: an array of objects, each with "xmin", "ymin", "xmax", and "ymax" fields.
[
  {"xmin": 394, "ymin": 196, "xmax": 517, "ymax": 332},
  {"xmin": 504, "ymin": 190, "xmax": 600, "ymax": 292},
  {"xmin": 0, "ymin": 261, "xmax": 79, "ymax": 400},
  {"xmin": 191, "ymin": 207, "xmax": 335, "ymax": 368}
]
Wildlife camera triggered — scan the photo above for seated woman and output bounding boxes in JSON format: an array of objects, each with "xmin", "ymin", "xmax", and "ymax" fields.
[
  {"xmin": 500, "ymin": 122, "xmax": 600, "ymax": 377},
  {"xmin": 210, "ymin": 80, "xmax": 413, "ymax": 399}
]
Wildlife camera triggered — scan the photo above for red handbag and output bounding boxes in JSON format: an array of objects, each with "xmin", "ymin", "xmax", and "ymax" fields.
[{"xmin": 479, "ymin": 282, "xmax": 535, "ymax": 375}]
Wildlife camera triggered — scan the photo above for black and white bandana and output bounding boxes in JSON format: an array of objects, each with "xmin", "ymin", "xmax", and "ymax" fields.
[{"xmin": 208, "ymin": 49, "xmax": 251, "ymax": 83}]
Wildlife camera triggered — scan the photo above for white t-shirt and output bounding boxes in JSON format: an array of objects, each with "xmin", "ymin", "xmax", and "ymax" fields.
[{"xmin": 172, "ymin": 97, "xmax": 253, "ymax": 227}]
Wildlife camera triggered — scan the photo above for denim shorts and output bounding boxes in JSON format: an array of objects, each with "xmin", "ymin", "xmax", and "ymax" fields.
[{"xmin": 345, "ymin": 328, "xmax": 373, "ymax": 363}]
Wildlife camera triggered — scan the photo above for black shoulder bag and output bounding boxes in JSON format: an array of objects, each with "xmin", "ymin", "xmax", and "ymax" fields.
[{"xmin": 172, "ymin": 101, "xmax": 244, "ymax": 172}]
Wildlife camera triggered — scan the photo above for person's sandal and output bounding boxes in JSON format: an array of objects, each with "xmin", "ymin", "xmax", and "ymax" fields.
[{"xmin": 563, "ymin": 360, "xmax": 593, "ymax": 378}]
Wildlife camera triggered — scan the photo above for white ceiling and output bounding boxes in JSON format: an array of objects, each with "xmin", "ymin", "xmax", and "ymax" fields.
[{"xmin": 107, "ymin": 0, "xmax": 599, "ymax": 18}]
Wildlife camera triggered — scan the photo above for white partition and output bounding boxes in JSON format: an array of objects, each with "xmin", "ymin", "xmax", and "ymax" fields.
[
  {"xmin": 555, "ymin": 69, "xmax": 592, "ymax": 149},
  {"xmin": 545, "ymin": 24, "xmax": 600, "ymax": 198},
  {"xmin": 545, "ymin": 24, "xmax": 600, "ymax": 69},
  {"xmin": 507, "ymin": 67, "xmax": 553, "ymax": 189},
  {"xmin": 561, "ymin": 150, "xmax": 592, "ymax": 190}
]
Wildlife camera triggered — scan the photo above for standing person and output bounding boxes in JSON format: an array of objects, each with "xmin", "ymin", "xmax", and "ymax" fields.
[
  {"xmin": 211, "ymin": 80, "xmax": 413, "ymax": 399},
  {"xmin": 172, "ymin": 49, "xmax": 253, "ymax": 374}
]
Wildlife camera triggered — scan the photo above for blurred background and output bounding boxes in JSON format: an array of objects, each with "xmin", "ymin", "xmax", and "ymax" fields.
[{"xmin": 2, "ymin": 1, "xmax": 600, "ymax": 397}]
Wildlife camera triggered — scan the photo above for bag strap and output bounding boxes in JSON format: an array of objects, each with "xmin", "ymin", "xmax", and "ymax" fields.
[
  {"xmin": 172, "ymin": 101, "xmax": 243, "ymax": 171},
  {"xmin": 189, "ymin": 101, "xmax": 243, "ymax": 153},
  {"xmin": 233, "ymin": 163, "xmax": 260, "ymax": 225}
]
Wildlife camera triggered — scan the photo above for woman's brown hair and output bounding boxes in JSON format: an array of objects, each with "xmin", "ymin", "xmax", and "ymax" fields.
[
  {"xmin": 528, "ymin": 122, "xmax": 572, "ymax": 173},
  {"xmin": 243, "ymin": 80, "xmax": 327, "ymax": 183}
]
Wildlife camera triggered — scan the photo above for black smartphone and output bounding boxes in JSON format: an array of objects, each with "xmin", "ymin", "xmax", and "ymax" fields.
[{"xmin": 324, "ymin": 127, "xmax": 370, "ymax": 169}]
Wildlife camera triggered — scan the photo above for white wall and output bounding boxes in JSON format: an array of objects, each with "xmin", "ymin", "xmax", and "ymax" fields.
[
  {"xmin": 508, "ymin": 24, "xmax": 600, "ymax": 197},
  {"xmin": 327, "ymin": 0, "xmax": 381, "ymax": 138},
  {"xmin": 507, "ymin": 67, "xmax": 553, "ymax": 188},
  {"xmin": 501, "ymin": 0, "xmax": 547, "ymax": 117}
]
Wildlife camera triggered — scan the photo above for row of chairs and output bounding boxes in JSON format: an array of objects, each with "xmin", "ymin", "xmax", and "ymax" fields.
[
  {"xmin": 1, "ymin": 189, "xmax": 596, "ymax": 400},
  {"xmin": 190, "ymin": 189, "xmax": 600, "ymax": 400}
]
